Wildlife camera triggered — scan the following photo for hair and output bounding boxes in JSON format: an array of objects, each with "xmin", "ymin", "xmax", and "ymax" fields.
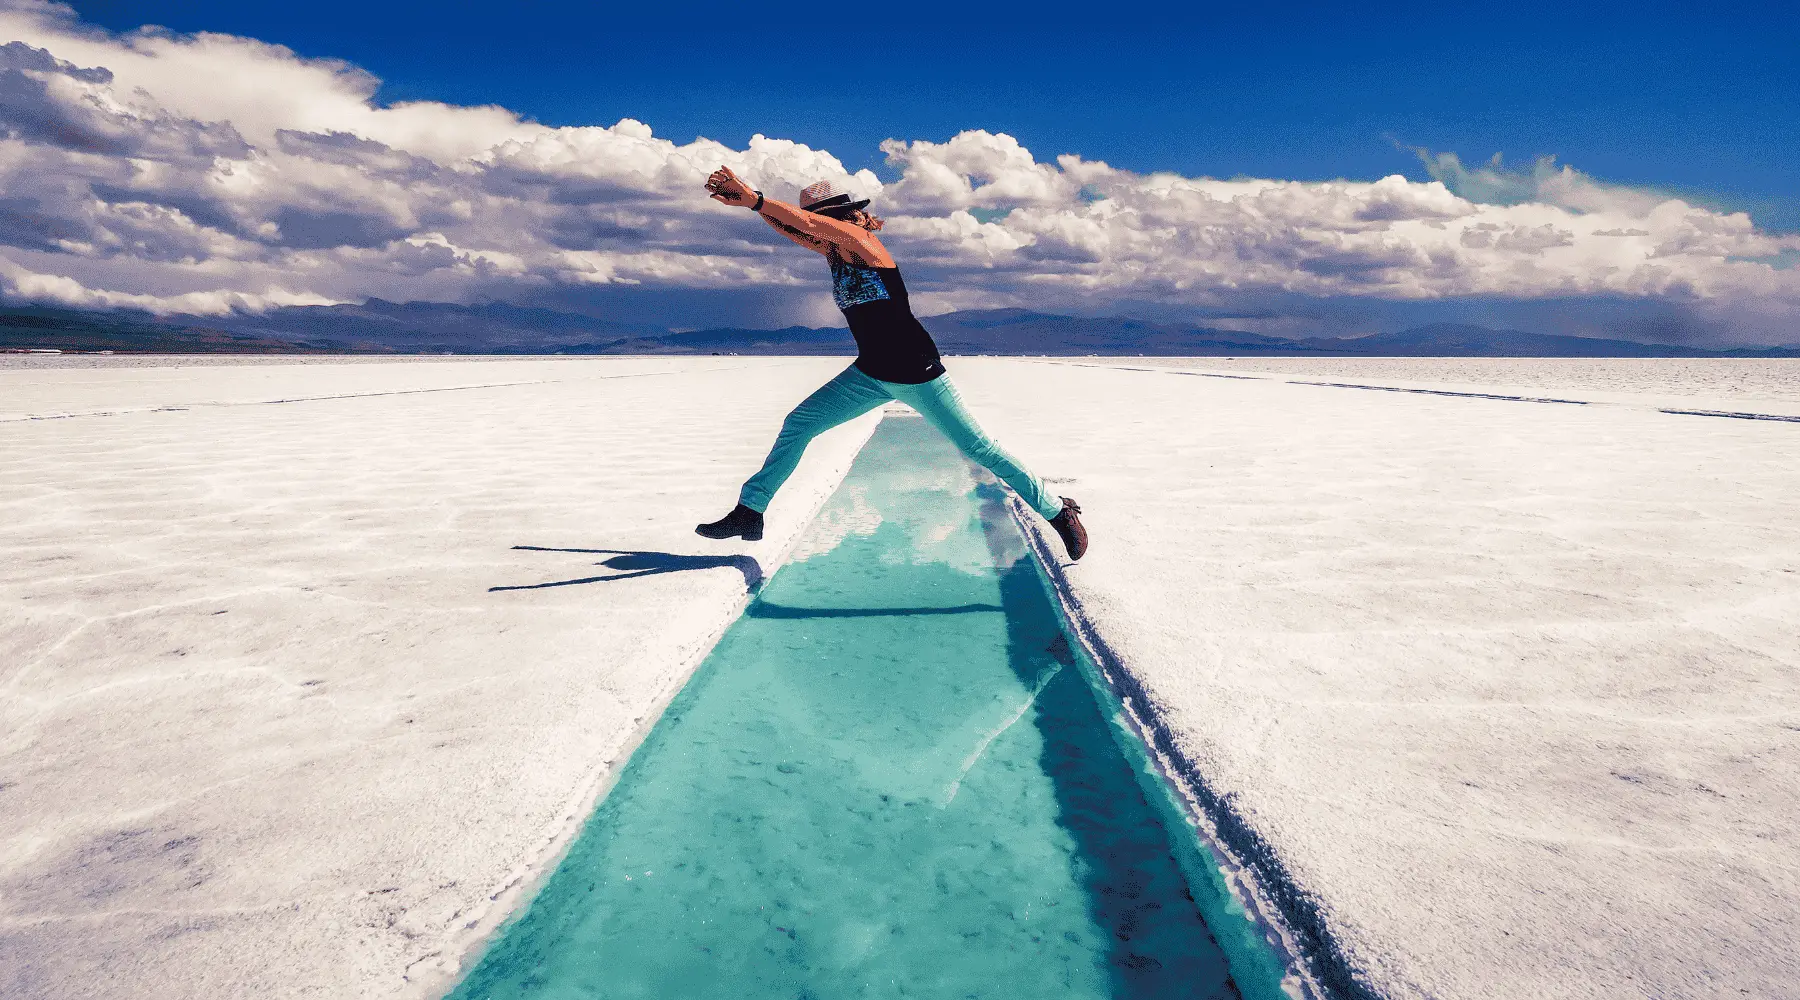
[{"xmin": 822, "ymin": 208, "xmax": 882, "ymax": 232}]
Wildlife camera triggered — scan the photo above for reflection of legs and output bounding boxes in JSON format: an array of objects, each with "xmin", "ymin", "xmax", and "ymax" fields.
[
  {"xmin": 738, "ymin": 365, "xmax": 892, "ymax": 512},
  {"xmin": 895, "ymin": 374, "xmax": 1065, "ymax": 520}
]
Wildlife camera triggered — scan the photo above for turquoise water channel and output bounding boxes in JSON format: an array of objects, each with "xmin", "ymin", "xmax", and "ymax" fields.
[{"xmin": 448, "ymin": 415, "xmax": 1269, "ymax": 999}]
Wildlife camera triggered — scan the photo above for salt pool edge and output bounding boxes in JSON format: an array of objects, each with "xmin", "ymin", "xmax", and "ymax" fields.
[
  {"xmin": 1003, "ymin": 492, "xmax": 1344, "ymax": 1000},
  {"xmin": 407, "ymin": 409, "xmax": 886, "ymax": 1000}
]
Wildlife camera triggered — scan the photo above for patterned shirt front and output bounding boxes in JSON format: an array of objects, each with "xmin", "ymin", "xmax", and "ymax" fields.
[{"xmin": 830, "ymin": 258, "xmax": 891, "ymax": 310}]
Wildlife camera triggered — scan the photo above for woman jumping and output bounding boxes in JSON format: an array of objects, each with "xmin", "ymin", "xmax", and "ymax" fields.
[{"xmin": 694, "ymin": 166, "xmax": 1088, "ymax": 561}]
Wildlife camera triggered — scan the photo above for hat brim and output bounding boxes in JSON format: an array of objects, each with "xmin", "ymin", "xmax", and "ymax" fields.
[{"xmin": 801, "ymin": 195, "xmax": 871, "ymax": 218}]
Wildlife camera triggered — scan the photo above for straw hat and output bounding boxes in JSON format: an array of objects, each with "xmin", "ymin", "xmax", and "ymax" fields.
[{"xmin": 798, "ymin": 179, "xmax": 870, "ymax": 218}]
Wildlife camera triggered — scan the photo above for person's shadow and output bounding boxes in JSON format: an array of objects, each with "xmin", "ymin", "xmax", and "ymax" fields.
[{"xmin": 490, "ymin": 546, "xmax": 763, "ymax": 593}]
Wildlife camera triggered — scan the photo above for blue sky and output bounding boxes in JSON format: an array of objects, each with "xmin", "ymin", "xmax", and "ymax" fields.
[
  {"xmin": 2, "ymin": 1, "xmax": 1795, "ymax": 343},
  {"xmin": 68, "ymin": 0, "xmax": 1800, "ymax": 230}
]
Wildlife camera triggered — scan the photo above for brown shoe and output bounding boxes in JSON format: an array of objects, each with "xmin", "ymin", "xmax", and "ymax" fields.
[{"xmin": 1048, "ymin": 497, "xmax": 1087, "ymax": 561}]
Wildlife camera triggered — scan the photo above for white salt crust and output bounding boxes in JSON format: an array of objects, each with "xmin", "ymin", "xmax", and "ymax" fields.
[
  {"xmin": 8, "ymin": 354, "xmax": 1798, "ymax": 1000},
  {"xmin": 954, "ymin": 357, "xmax": 1800, "ymax": 1000},
  {"xmin": 0, "ymin": 357, "xmax": 879, "ymax": 999}
]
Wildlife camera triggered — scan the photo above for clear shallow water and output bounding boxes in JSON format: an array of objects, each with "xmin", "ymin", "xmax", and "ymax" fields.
[{"xmin": 446, "ymin": 414, "xmax": 1246, "ymax": 999}]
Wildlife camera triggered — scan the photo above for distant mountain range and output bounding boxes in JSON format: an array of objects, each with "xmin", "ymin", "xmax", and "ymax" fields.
[{"xmin": 4, "ymin": 301, "xmax": 1797, "ymax": 358}]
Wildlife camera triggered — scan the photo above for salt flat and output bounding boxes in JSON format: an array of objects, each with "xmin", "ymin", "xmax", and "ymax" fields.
[
  {"xmin": 0, "ymin": 357, "xmax": 880, "ymax": 1000},
  {"xmin": 7, "ymin": 354, "xmax": 1798, "ymax": 1000},
  {"xmin": 1122, "ymin": 356, "xmax": 1800, "ymax": 415},
  {"xmin": 0, "ymin": 355, "xmax": 650, "ymax": 421},
  {"xmin": 952, "ymin": 357, "xmax": 1800, "ymax": 1000}
]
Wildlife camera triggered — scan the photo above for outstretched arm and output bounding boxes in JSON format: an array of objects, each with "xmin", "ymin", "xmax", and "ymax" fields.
[
  {"xmin": 706, "ymin": 166, "xmax": 894, "ymax": 268},
  {"xmin": 758, "ymin": 209, "xmax": 833, "ymax": 255}
]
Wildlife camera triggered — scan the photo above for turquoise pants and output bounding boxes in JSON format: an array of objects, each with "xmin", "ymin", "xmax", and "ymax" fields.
[{"xmin": 740, "ymin": 365, "xmax": 1063, "ymax": 520}]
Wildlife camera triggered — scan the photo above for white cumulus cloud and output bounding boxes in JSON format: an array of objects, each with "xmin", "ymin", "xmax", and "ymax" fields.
[{"xmin": 1, "ymin": 0, "xmax": 1797, "ymax": 342}]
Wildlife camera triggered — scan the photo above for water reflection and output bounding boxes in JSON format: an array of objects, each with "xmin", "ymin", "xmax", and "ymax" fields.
[{"xmin": 446, "ymin": 415, "xmax": 1240, "ymax": 999}]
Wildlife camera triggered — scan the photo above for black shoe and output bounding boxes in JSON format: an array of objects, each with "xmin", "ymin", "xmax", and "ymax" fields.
[
  {"xmin": 696, "ymin": 503, "xmax": 764, "ymax": 541},
  {"xmin": 1048, "ymin": 497, "xmax": 1088, "ymax": 561}
]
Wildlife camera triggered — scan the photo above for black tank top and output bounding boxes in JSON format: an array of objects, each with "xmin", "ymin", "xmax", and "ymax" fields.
[{"xmin": 830, "ymin": 257, "xmax": 945, "ymax": 384}]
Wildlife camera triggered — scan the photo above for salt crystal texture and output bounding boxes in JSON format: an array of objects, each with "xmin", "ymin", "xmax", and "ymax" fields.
[
  {"xmin": 7, "ymin": 353, "xmax": 1798, "ymax": 1000},
  {"xmin": 0, "ymin": 357, "xmax": 878, "ymax": 1000},
  {"xmin": 957, "ymin": 357, "xmax": 1800, "ymax": 1000}
]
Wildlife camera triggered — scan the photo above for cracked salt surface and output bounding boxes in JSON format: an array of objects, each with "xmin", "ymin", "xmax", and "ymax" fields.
[
  {"xmin": 951, "ymin": 357, "xmax": 1800, "ymax": 1000},
  {"xmin": 0, "ymin": 357, "xmax": 882, "ymax": 1000},
  {"xmin": 443, "ymin": 414, "xmax": 1284, "ymax": 1000}
]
